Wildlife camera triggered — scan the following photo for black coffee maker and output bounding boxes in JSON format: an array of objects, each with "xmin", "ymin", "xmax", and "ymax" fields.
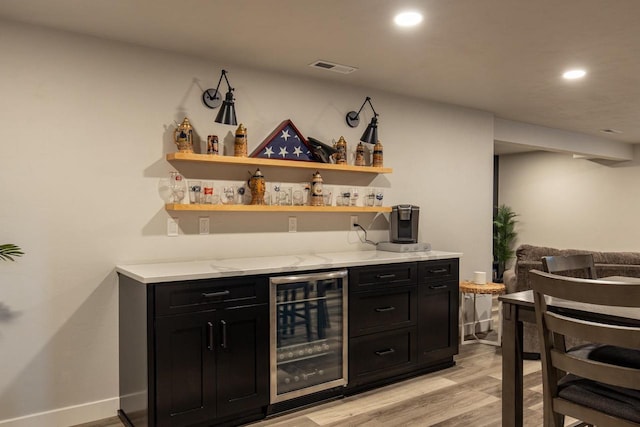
[{"xmin": 390, "ymin": 205, "xmax": 420, "ymax": 243}]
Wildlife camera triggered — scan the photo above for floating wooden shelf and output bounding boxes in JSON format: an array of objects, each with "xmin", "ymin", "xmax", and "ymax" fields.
[
  {"xmin": 165, "ymin": 204, "xmax": 392, "ymax": 213},
  {"xmin": 166, "ymin": 152, "xmax": 392, "ymax": 174}
]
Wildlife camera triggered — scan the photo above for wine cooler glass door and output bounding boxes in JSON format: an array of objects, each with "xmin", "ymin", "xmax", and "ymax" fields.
[{"xmin": 270, "ymin": 269, "xmax": 348, "ymax": 403}]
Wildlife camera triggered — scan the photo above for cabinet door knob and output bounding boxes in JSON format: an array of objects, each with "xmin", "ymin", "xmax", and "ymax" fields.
[
  {"xmin": 374, "ymin": 306, "xmax": 396, "ymax": 312},
  {"xmin": 374, "ymin": 348, "xmax": 396, "ymax": 356},
  {"xmin": 428, "ymin": 268, "xmax": 448, "ymax": 274},
  {"xmin": 376, "ymin": 274, "xmax": 396, "ymax": 280},
  {"xmin": 429, "ymin": 284, "xmax": 447, "ymax": 290}
]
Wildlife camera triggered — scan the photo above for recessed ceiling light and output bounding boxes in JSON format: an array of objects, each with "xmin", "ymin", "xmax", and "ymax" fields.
[
  {"xmin": 562, "ymin": 69, "xmax": 586, "ymax": 79},
  {"xmin": 394, "ymin": 11, "xmax": 423, "ymax": 27}
]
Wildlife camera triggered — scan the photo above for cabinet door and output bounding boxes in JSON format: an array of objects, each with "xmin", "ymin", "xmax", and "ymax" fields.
[
  {"xmin": 155, "ymin": 311, "xmax": 216, "ymax": 427},
  {"xmin": 418, "ymin": 281, "xmax": 459, "ymax": 363},
  {"xmin": 216, "ymin": 304, "xmax": 269, "ymax": 419}
]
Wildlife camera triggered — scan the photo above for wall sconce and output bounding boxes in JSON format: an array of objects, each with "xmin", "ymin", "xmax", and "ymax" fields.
[
  {"xmin": 345, "ymin": 96, "xmax": 379, "ymax": 144},
  {"xmin": 201, "ymin": 69, "xmax": 238, "ymax": 125}
]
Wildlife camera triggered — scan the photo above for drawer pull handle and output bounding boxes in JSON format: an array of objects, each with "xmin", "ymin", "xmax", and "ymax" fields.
[
  {"xmin": 429, "ymin": 284, "xmax": 447, "ymax": 290},
  {"xmin": 428, "ymin": 268, "xmax": 448, "ymax": 274},
  {"xmin": 220, "ymin": 320, "xmax": 227, "ymax": 349},
  {"xmin": 202, "ymin": 290, "xmax": 230, "ymax": 299},
  {"xmin": 375, "ymin": 348, "xmax": 396, "ymax": 356},
  {"xmin": 376, "ymin": 274, "xmax": 397, "ymax": 280},
  {"xmin": 207, "ymin": 322, "xmax": 214, "ymax": 351},
  {"xmin": 375, "ymin": 306, "xmax": 396, "ymax": 312}
]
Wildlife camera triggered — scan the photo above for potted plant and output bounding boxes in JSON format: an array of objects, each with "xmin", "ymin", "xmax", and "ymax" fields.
[
  {"xmin": 0, "ymin": 244, "xmax": 24, "ymax": 262},
  {"xmin": 493, "ymin": 205, "xmax": 518, "ymax": 282}
]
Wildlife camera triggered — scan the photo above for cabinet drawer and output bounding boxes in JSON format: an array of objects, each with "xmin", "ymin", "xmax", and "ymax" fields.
[
  {"xmin": 155, "ymin": 276, "xmax": 268, "ymax": 316},
  {"xmin": 418, "ymin": 259, "xmax": 459, "ymax": 283},
  {"xmin": 350, "ymin": 287, "xmax": 417, "ymax": 336},
  {"xmin": 420, "ymin": 280, "xmax": 458, "ymax": 295},
  {"xmin": 350, "ymin": 263, "xmax": 417, "ymax": 291},
  {"xmin": 349, "ymin": 328, "xmax": 416, "ymax": 379}
]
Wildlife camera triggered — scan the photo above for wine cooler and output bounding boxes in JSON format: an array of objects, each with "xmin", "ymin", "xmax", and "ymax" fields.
[{"xmin": 269, "ymin": 269, "xmax": 348, "ymax": 403}]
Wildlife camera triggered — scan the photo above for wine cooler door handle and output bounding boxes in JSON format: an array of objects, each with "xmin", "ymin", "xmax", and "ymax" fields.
[
  {"xmin": 374, "ymin": 306, "xmax": 396, "ymax": 312},
  {"xmin": 207, "ymin": 322, "xmax": 214, "ymax": 351},
  {"xmin": 220, "ymin": 320, "xmax": 227, "ymax": 349},
  {"xmin": 374, "ymin": 348, "xmax": 396, "ymax": 356}
]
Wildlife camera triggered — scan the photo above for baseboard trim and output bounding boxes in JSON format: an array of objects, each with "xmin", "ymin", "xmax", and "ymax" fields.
[{"xmin": 0, "ymin": 397, "xmax": 118, "ymax": 427}]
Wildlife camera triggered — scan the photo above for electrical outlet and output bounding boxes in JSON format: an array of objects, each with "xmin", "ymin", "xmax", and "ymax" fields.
[
  {"xmin": 199, "ymin": 217, "xmax": 210, "ymax": 235},
  {"xmin": 350, "ymin": 215, "xmax": 359, "ymax": 228},
  {"xmin": 288, "ymin": 216, "xmax": 297, "ymax": 233},
  {"xmin": 167, "ymin": 217, "xmax": 179, "ymax": 237}
]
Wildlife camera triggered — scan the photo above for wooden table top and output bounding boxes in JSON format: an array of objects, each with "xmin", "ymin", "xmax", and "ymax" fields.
[{"xmin": 460, "ymin": 281, "xmax": 506, "ymax": 295}]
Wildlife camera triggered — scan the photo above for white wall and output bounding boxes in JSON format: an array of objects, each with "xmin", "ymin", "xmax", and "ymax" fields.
[
  {"xmin": 0, "ymin": 20, "xmax": 494, "ymax": 424},
  {"xmin": 498, "ymin": 147, "xmax": 640, "ymax": 251}
]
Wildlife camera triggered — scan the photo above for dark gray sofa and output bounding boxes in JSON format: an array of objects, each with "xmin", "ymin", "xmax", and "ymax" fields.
[{"xmin": 503, "ymin": 244, "xmax": 640, "ymax": 353}]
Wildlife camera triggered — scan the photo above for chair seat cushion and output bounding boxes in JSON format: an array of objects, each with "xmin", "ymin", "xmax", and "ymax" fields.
[
  {"xmin": 558, "ymin": 374, "xmax": 640, "ymax": 423},
  {"xmin": 569, "ymin": 343, "xmax": 640, "ymax": 369}
]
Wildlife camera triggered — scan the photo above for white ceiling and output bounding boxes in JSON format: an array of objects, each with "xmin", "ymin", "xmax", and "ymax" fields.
[{"xmin": 2, "ymin": 0, "xmax": 640, "ymax": 148}]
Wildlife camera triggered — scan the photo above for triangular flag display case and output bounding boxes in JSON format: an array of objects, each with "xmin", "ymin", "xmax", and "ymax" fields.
[{"xmin": 250, "ymin": 119, "xmax": 318, "ymax": 162}]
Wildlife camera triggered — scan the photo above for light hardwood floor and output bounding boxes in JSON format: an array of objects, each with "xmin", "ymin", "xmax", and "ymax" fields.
[{"xmin": 73, "ymin": 343, "xmax": 554, "ymax": 427}]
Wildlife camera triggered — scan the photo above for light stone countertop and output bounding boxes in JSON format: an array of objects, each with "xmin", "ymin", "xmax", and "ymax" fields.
[{"xmin": 116, "ymin": 249, "xmax": 462, "ymax": 284}]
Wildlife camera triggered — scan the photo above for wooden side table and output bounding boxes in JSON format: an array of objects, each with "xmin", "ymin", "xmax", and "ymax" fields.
[{"xmin": 459, "ymin": 281, "xmax": 506, "ymax": 346}]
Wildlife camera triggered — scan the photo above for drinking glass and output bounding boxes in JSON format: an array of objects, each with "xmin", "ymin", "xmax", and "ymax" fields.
[
  {"xmin": 279, "ymin": 186, "xmax": 292, "ymax": 206},
  {"xmin": 203, "ymin": 181, "xmax": 214, "ymax": 204},
  {"xmin": 236, "ymin": 185, "xmax": 247, "ymax": 205},
  {"xmin": 188, "ymin": 180, "xmax": 202, "ymax": 204},
  {"xmin": 323, "ymin": 186, "xmax": 333, "ymax": 206},
  {"xmin": 365, "ymin": 188, "xmax": 376, "ymax": 206},
  {"xmin": 222, "ymin": 186, "xmax": 236, "ymax": 205},
  {"xmin": 374, "ymin": 188, "xmax": 385, "ymax": 206},
  {"xmin": 168, "ymin": 171, "xmax": 186, "ymax": 203},
  {"xmin": 350, "ymin": 187, "xmax": 360, "ymax": 206},
  {"xmin": 271, "ymin": 183, "xmax": 282, "ymax": 206}
]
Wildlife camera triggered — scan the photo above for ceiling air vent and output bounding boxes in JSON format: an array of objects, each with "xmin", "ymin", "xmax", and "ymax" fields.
[{"xmin": 309, "ymin": 60, "xmax": 358, "ymax": 74}]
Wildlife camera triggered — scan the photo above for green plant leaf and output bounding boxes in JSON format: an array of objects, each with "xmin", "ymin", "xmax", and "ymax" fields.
[
  {"xmin": 493, "ymin": 205, "xmax": 518, "ymax": 264},
  {"xmin": 0, "ymin": 244, "xmax": 25, "ymax": 262}
]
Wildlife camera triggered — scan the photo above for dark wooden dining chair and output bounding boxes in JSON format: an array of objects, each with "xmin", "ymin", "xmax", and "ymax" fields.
[
  {"xmin": 541, "ymin": 253, "xmax": 597, "ymax": 279},
  {"xmin": 529, "ymin": 270, "xmax": 640, "ymax": 426}
]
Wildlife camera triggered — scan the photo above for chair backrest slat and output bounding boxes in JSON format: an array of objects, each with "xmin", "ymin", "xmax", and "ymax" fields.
[
  {"xmin": 531, "ymin": 271, "xmax": 640, "ymax": 306},
  {"xmin": 551, "ymin": 350, "xmax": 640, "ymax": 390},
  {"xmin": 542, "ymin": 253, "xmax": 597, "ymax": 279},
  {"xmin": 545, "ymin": 312, "xmax": 640, "ymax": 348}
]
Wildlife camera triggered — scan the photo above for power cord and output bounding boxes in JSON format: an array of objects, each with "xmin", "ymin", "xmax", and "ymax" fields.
[{"xmin": 353, "ymin": 223, "xmax": 378, "ymax": 246}]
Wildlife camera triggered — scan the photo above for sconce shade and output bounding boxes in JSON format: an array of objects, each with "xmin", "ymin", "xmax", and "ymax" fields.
[
  {"xmin": 346, "ymin": 96, "xmax": 379, "ymax": 144},
  {"xmin": 215, "ymin": 90, "xmax": 237, "ymax": 125},
  {"xmin": 203, "ymin": 69, "xmax": 239, "ymax": 125},
  {"xmin": 360, "ymin": 116, "xmax": 378, "ymax": 144}
]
